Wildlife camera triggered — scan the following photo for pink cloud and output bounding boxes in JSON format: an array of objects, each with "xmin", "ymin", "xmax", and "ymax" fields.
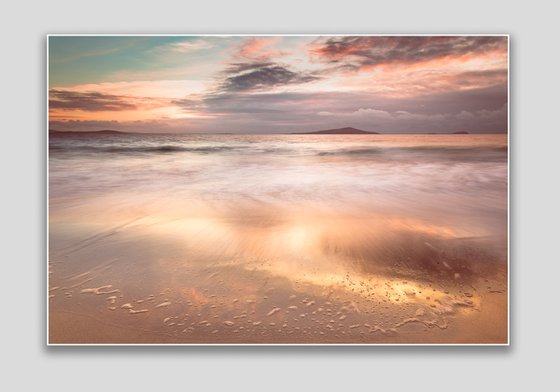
[{"xmin": 234, "ymin": 37, "xmax": 287, "ymax": 61}]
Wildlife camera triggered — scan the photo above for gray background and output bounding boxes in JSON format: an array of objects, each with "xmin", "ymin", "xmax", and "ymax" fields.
[{"xmin": 1, "ymin": 0, "xmax": 557, "ymax": 390}]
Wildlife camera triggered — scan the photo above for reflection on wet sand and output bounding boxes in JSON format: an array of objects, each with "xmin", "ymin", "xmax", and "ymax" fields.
[
  {"xmin": 49, "ymin": 200, "xmax": 507, "ymax": 344},
  {"xmin": 49, "ymin": 134, "xmax": 507, "ymax": 344}
]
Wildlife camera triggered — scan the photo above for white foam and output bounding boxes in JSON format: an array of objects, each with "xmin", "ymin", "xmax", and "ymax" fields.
[
  {"xmin": 394, "ymin": 317, "xmax": 448, "ymax": 330},
  {"xmin": 370, "ymin": 326, "xmax": 386, "ymax": 333},
  {"xmin": 80, "ymin": 285, "xmax": 119, "ymax": 295},
  {"xmin": 129, "ymin": 309, "xmax": 149, "ymax": 314},
  {"xmin": 266, "ymin": 307, "xmax": 281, "ymax": 317}
]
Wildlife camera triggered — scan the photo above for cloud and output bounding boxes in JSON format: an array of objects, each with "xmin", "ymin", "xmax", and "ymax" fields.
[
  {"xmin": 49, "ymin": 89, "xmax": 136, "ymax": 111},
  {"xmin": 352, "ymin": 108, "xmax": 393, "ymax": 119},
  {"xmin": 321, "ymin": 102, "xmax": 507, "ymax": 133},
  {"xmin": 51, "ymin": 81, "xmax": 507, "ymax": 134},
  {"xmin": 456, "ymin": 110, "xmax": 475, "ymax": 120},
  {"xmin": 208, "ymin": 37, "xmax": 320, "ymax": 93},
  {"xmin": 148, "ymin": 39, "xmax": 216, "ymax": 55},
  {"xmin": 168, "ymin": 83, "xmax": 506, "ymax": 134},
  {"xmin": 170, "ymin": 97, "xmax": 206, "ymax": 110},
  {"xmin": 234, "ymin": 37, "xmax": 286, "ymax": 61},
  {"xmin": 311, "ymin": 36, "xmax": 507, "ymax": 70},
  {"xmin": 49, "ymin": 36, "xmax": 508, "ymax": 134},
  {"xmin": 219, "ymin": 62, "xmax": 319, "ymax": 92},
  {"xmin": 450, "ymin": 69, "xmax": 508, "ymax": 88},
  {"xmin": 166, "ymin": 40, "xmax": 215, "ymax": 52}
]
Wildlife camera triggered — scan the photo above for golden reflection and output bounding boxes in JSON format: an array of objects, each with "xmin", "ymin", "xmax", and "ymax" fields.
[{"xmin": 124, "ymin": 206, "xmax": 486, "ymax": 317}]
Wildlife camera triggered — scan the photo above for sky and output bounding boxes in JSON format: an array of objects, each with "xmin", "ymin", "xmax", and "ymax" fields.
[{"xmin": 48, "ymin": 35, "xmax": 508, "ymax": 134}]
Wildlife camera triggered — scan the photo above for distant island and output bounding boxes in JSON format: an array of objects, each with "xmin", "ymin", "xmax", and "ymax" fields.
[
  {"xmin": 49, "ymin": 129, "xmax": 128, "ymax": 135},
  {"xmin": 48, "ymin": 128, "xmax": 476, "ymax": 136},
  {"xmin": 291, "ymin": 127, "xmax": 380, "ymax": 135}
]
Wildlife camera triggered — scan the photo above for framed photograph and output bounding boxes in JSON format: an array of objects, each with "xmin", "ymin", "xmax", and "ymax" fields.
[{"xmin": 47, "ymin": 35, "xmax": 509, "ymax": 345}]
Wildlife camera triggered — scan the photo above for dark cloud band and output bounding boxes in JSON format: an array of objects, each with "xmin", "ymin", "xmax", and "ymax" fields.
[
  {"xmin": 312, "ymin": 36, "xmax": 508, "ymax": 69},
  {"xmin": 219, "ymin": 62, "xmax": 319, "ymax": 92},
  {"xmin": 49, "ymin": 89, "xmax": 136, "ymax": 111}
]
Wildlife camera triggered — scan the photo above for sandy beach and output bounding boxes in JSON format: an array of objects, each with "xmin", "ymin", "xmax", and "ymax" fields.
[{"xmin": 48, "ymin": 133, "xmax": 508, "ymax": 344}]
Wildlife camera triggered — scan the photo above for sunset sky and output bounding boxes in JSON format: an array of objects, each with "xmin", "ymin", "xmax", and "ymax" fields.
[{"xmin": 48, "ymin": 35, "xmax": 508, "ymax": 134}]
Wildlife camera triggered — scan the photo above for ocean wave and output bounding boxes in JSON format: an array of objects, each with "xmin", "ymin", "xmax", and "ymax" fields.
[
  {"xmin": 317, "ymin": 146, "xmax": 506, "ymax": 155},
  {"xmin": 316, "ymin": 146, "xmax": 507, "ymax": 162},
  {"xmin": 49, "ymin": 140, "xmax": 507, "ymax": 162},
  {"xmin": 49, "ymin": 144, "xmax": 238, "ymax": 154}
]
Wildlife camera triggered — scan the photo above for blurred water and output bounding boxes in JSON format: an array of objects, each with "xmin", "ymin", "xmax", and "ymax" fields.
[
  {"xmin": 50, "ymin": 133, "xmax": 507, "ymax": 237},
  {"xmin": 48, "ymin": 133, "xmax": 508, "ymax": 343}
]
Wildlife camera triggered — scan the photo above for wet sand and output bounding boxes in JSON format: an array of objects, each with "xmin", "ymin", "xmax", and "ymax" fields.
[
  {"xmin": 49, "ymin": 200, "xmax": 507, "ymax": 344},
  {"xmin": 48, "ymin": 134, "xmax": 508, "ymax": 344}
]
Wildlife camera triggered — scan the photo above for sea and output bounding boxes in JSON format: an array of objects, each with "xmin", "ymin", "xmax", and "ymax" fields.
[{"xmin": 48, "ymin": 133, "xmax": 508, "ymax": 343}]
